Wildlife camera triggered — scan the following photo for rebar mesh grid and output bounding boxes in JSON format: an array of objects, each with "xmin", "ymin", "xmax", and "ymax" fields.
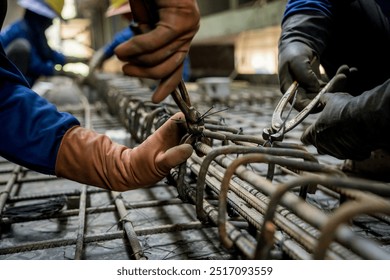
[{"xmin": 1, "ymin": 74, "xmax": 389, "ymax": 260}]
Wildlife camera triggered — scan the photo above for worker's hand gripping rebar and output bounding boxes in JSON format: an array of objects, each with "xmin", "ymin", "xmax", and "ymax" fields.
[{"xmin": 129, "ymin": 0, "xmax": 205, "ymax": 145}]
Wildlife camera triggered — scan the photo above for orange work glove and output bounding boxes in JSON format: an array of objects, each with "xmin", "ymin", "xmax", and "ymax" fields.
[
  {"xmin": 55, "ymin": 112, "xmax": 193, "ymax": 191},
  {"xmin": 114, "ymin": 0, "xmax": 200, "ymax": 103}
]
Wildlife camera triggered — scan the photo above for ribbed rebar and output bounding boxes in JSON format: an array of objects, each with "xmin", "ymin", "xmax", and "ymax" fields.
[{"xmin": 2, "ymin": 74, "xmax": 390, "ymax": 260}]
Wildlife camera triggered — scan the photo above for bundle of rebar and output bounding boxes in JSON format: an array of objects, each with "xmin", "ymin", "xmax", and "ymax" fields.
[
  {"xmin": 92, "ymin": 73, "xmax": 390, "ymax": 260},
  {"xmin": 1, "ymin": 74, "xmax": 389, "ymax": 260}
]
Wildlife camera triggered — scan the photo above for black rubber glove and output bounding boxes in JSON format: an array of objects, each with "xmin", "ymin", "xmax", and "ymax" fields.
[
  {"xmin": 1, "ymin": 0, "xmax": 7, "ymax": 29},
  {"xmin": 301, "ymin": 79, "xmax": 390, "ymax": 160},
  {"xmin": 278, "ymin": 12, "xmax": 332, "ymax": 112}
]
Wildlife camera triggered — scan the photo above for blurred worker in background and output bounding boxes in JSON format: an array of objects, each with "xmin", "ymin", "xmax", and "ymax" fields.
[
  {"xmin": 88, "ymin": 0, "xmax": 192, "ymax": 85},
  {"xmin": 278, "ymin": 0, "xmax": 390, "ymax": 178},
  {"xmin": 0, "ymin": 0, "xmax": 193, "ymax": 191},
  {"xmin": 0, "ymin": 0, "xmax": 87, "ymax": 86}
]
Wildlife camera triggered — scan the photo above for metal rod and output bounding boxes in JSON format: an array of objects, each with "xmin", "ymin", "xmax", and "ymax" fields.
[{"xmin": 74, "ymin": 185, "xmax": 88, "ymax": 259}]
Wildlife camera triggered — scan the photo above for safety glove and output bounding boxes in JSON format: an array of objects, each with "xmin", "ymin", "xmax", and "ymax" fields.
[
  {"xmin": 301, "ymin": 79, "xmax": 390, "ymax": 160},
  {"xmin": 114, "ymin": 0, "xmax": 200, "ymax": 103},
  {"xmin": 278, "ymin": 12, "xmax": 332, "ymax": 112},
  {"xmin": 55, "ymin": 112, "xmax": 193, "ymax": 191}
]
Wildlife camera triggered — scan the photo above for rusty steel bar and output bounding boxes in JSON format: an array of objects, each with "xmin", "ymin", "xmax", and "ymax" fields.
[
  {"xmin": 314, "ymin": 198, "xmax": 390, "ymax": 260},
  {"xmin": 199, "ymin": 154, "xmax": 372, "ymax": 259},
  {"xmin": 85, "ymin": 74, "xmax": 390, "ymax": 260},
  {"xmin": 0, "ymin": 174, "xmax": 60, "ymax": 185},
  {"xmin": 70, "ymin": 85, "xmax": 95, "ymax": 260},
  {"xmin": 203, "ymin": 130, "xmax": 265, "ymax": 146},
  {"xmin": 194, "ymin": 142, "xmax": 341, "ymax": 220},
  {"xmin": 111, "ymin": 192, "xmax": 147, "ymax": 260},
  {"xmin": 1, "ymin": 205, "xmax": 115, "ymax": 225},
  {"xmin": 7, "ymin": 188, "xmax": 104, "ymax": 203},
  {"xmin": 256, "ymin": 175, "xmax": 390, "ymax": 259},
  {"xmin": 74, "ymin": 185, "xmax": 88, "ymax": 259},
  {"xmin": 187, "ymin": 155, "xmax": 353, "ymax": 259},
  {"xmin": 0, "ymin": 231, "xmax": 125, "ymax": 255},
  {"xmin": 216, "ymin": 154, "xmax": 343, "ymax": 254},
  {"xmin": 189, "ymin": 156, "xmax": 348, "ymax": 259},
  {"xmin": 0, "ymin": 166, "xmax": 21, "ymax": 218},
  {"xmin": 187, "ymin": 157, "xmax": 344, "ymax": 259}
]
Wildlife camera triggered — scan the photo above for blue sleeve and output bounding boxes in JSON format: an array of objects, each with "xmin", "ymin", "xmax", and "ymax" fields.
[
  {"xmin": 103, "ymin": 27, "xmax": 134, "ymax": 58},
  {"xmin": 29, "ymin": 49, "xmax": 65, "ymax": 77},
  {"xmin": 51, "ymin": 50, "xmax": 66, "ymax": 65},
  {"xmin": 182, "ymin": 56, "xmax": 191, "ymax": 82},
  {"xmin": 1, "ymin": 21, "xmax": 66, "ymax": 78},
  {"xmin": 283, "ymin": 0, "xmax": 333, "ymax": 21},
  {"xmin": 27, "ymin": 49, "xmax": 65, "ymax": 79},
  {"xmin": 0, "ymin": 46, "xmax": 80, "ymax": 175},
  {"xmin": 29, "ymin": 47, "xmax": 57, "ymax": 76},
  {"xmin": 0, "ymin": 22, "xmax": 19, "ymax": 48}
]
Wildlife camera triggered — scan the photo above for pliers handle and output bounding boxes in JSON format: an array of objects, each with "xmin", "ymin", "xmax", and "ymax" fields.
[
  {"xmin": 263, "ymin": 65, "xmax": 351, "ymax": 142},
  {"xmin": 129, "ymin": 0, "xmax": 204, "ymax": 137},
  {"xmin": 171, "ymin": 80, "xmax": 204, "ymax": 136}
]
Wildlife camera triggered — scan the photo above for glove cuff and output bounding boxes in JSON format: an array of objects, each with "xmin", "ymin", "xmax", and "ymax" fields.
[
  {"xmin": 279, "ymin": 12, "xmax": 332, "ymax": 57},
  {"xmin": 55, "ymin": 113, "xmax": 192, "ymax": 192},
  {"xmin": 55, "ymin": 126, "xmax": 136, "ymax": 191}
]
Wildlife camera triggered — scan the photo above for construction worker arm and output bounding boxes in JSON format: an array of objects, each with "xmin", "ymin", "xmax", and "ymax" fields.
[
  {"xmin": 0, "ymin": 47, "xmax": 80, "ymax": 174},
  {"xmin": 301, "ymin": 79, "xmax": 390, "ymax": 160},
  {"xmin": 1, "ymin": 43, "xmax": 193, "ymax": 191},
  {"xmin": 55, "ymin": 112, "xmax": 193, "ymax": 191},
  {"xmin": 278, "ymin": 0, "xmax": 334, "ymax": 112}
]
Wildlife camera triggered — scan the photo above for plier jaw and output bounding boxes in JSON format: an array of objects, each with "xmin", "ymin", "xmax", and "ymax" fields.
[
  {"xmin": 171, "ymin": 81, "xmax": 205, "ymax": 145},
  {"xmin": 186, "ymin": 107, "xmax": 204, "ymax": 136},
  {"xmin": 263, "ymin": 81, "xmax": 299, "ymax": 143},
  {"xmin": 262, "ymin": 127, "xmax": 284, "ymax": 143},
  {"xmin": 264, "ymin": 65, "xmax": 352, "ymax": 144}
]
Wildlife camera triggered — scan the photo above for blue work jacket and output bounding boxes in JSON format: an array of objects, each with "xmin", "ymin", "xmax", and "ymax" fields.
[
  {"xmin": 283, "ymin": 0, "xmax": 390, "ymax": 21},
  {"xmin": 0, "ymin": 44, "xmax": 80, "ymax": 175},
  {"xmin": 281, "ymin": 0, "xmax": 390, "ymax": 93},
  {"xmin": 0, "ymin": 16, "xmax": 66, "ymax": 85}
]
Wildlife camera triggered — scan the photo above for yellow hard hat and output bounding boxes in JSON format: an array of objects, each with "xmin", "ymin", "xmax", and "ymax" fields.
[
  {"xmin": 106, "ymin": 0, "xmax": 131, "ymax": 17},
  {"xmin": 110, "ymin": 0, "xmax": 128, "ymax": 8},
  {"xmin": 17, "ymin": 0, "xmax": 64, "ymax": 19},
  {"xmin": 45, "ymin": 0, "xmax": 65, "ymax": 17}
]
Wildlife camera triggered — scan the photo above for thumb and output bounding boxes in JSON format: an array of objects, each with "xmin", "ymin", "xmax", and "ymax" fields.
[
  {"xmin": 318, "ymin": 92, "xmax": 333, "ymax": 108},
  {"xmin": 325, "ymin": 73, "xmax": 348, "ymax": 93},
  {"xmin": 301, "ymin": 123, "xmax": 316, "ymax": 146},
  {"xmin": 157, "ymin": 144, "xmax": 193, "ymax": 172},
  {"xmin": 152, "ymin": 112, "xmax": 186, "ymax": 147}
]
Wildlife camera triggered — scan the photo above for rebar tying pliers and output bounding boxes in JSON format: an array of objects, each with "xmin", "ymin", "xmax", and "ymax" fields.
[
  {"xmin": 171, "ymin": 81, "xmax": 205, "ymax": 144},
  {"xmin": 130, "ymin": 0, "xmax": 205, "ymax": 144},
  {"xmin": 263, "ymin": 65, "xmax": 351, "ymax": 143}
]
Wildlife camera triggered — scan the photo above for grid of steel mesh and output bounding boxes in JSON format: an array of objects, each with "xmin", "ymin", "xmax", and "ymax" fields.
[{"xmin": 1, "ymin": 74, "xmax": 390, "ymax": 260}]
